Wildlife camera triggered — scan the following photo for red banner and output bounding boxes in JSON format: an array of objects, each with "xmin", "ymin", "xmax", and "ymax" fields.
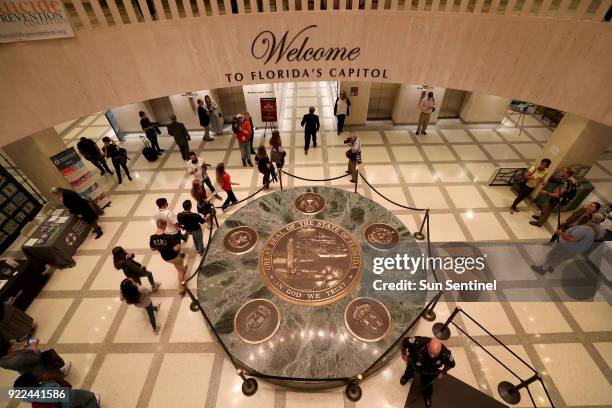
[{"xmin": 260, "ymin": 98, "xmax": 277, "ymax": 122}]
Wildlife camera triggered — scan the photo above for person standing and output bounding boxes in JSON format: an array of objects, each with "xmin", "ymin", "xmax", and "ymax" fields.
[
  {"xmin": 301, "ymin": 106, "xmax": 320, "ymax": 155},
  {"xmin": 546, "ymin": 201, "xmax": 602, "ymax": 243},
  {"xmin": 510, "ymin": 159, "xmax": 551, "ymax": 212},
  {"xmin": 244, "ymin": 112, "xmax": 256, "ymax": 154},
  {"xmin": 416, "ymin": 91, "xmax": 435, "ymax": 136},
  {"xmin": 334, "ymin": 91, "xmax": 351, "ymax": 135},
  {"xmin": 235, "ymin": 115, "xmax": 253, "ymax": 167},
  {"xmin": 76, "ymin": 137, "xmax": 113, "ymax": 176},
  {"xmin": 255, "ymin": 146, "xmax": 277, "ymax": 191},
  {"xmin": 50, "ymin": 187, "xmax": 103, "ymax": 239},
  {"xmin": 270, "ymin": 130, "xmax": 286, "ymax": 170},
  {"xmin": 531, "ymin": 212, "xmax": 605, "ymax": 273},
  {"xmin": 149, "ymin": 219, "xmax": 188, "ymax": 296},
  {"xmin": 177, "ymin": 200, "xmax": 206, "ymax": 256},
  {"xmin": 166, "ymin": 115, "xmax": 191, "ymax": 161},
  {"xmin": 400, "ymin": 336, "xmax": 455, "ymax": 407},
  {"xmin": 529, "ymin": 167, "xmax": 576, "ymax": 227},
  {"xmin": 197, "ymin": 99, "xmax": 214, "ymax": 141},
  {"xmin": 102, "ymin": 137, "xmax": 132, "ymax": 184},
  {"xmin": 0, "ymin": 335, "xmax": 71, "ymax": 379},
  {"xmin": 14, "ymin": 372, "xmax": 100, "ymax": 408},
  {"xmin": 155, "ymin": 198, "xmax": 187, "ymax": 242},
  {"xmin": 112, "ymin": 246, "xmax": 161, "ymax": 291},
  {"xmin": 216, "ymin": 163, "xmax": 239, "ymax": 210},
  {"xmin": 186, "ymin": 151, "xmax": 219, "ymax": 197},
  {"xmin": 205, "ymin": 95, "xmax": 224, "ymax": 135},
  {"xmin": 120, "ymin": 278, "xmax": 161, "ymax": 334},
  {"xmin": 346, "ymin": 132, "xmax": 361, "ymax": 184},
  {"xmin": 139, "ymin": 111, "xmax": 163, "ymax": 154}
]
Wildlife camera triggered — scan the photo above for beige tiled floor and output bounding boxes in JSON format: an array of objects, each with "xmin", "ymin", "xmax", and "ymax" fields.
[{"xmin": 7, "ymin": 84, "xmax": 610, "ymax": 408}]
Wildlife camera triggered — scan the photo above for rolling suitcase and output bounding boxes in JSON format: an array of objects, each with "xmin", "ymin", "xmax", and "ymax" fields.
[{"xmin": 140, "ymin": 136, "xmax": 158, "ymax": 162}]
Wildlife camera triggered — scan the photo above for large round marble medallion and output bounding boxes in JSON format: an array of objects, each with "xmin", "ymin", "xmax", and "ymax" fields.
[
  {"xmin": 260, "ymin": 220, "xmax": 362, "ymax": 306},
  {"xmin": 344, "ymin": 297, "xmax": 392, "ymax": 342},
  {"xmin": 234, "ymin": 299, "xmax": 281, "ymax": 344}
]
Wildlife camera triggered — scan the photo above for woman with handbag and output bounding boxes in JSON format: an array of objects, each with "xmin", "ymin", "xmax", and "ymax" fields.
[
  {"xmin": 120, "ymin": 278, "xmax": 161, "ymax": 335},
  {"xmin": 254, "ymin": 146, "xmax": 277, "ymax": 191},
  {"xmin": 205, "ymin": 95, "xmax": 224, "ymax": 135},
  {"xmin": 0, "ymin": 335, "xmax": 71, "ymax": 379},
  {"xmin": 270, "ymin": 130, "xmax": 286, "ymax": 170},
  {"xmin": 112, "ymin": 246, "xmax": 161, "ymax": 291},
  {"xmin": 102, "ymin": 136, "xmax": 132, "ymax": 184},
  {"xmin": 346, "ymin": 132, "xmax": 361, "ymax": 183}
]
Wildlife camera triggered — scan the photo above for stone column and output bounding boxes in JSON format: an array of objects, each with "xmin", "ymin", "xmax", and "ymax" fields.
[
  {"xmin": 391, "ymin": 85, "xmax": 446, "ymax": 125},
  {"xmin": 3, "ymin": 128, "xmax": 71, "ymax": 200},
  {"xmin": 536, "ymin": 113, "xmax": 611, "ymax": 176},
  {"xmin": 338, "ymin": 82, "xmax": 371, "ymax": 126},
  {"xmin": 459, "ymin": 92, "xmax": 511, "ymax": 123}
]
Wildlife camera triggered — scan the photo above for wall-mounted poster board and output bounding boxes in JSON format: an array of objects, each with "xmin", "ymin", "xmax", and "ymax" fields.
[{"xmin": 0, "ymin": 0, "xmax": 75, "ymax": 43}]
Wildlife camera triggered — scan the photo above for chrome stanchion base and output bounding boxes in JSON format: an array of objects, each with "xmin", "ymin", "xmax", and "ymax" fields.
[
  {"xmin": 413, "ymin": 232, "xmax": 425, "ymax": 240},
  {"xmin": 345, "ymin": 382, "xmax": 362, "ymax": 402},
  {"xmin": 189, "ymin": 301, "xmax": 199, "ymax": 312},
  {"xmin": 498, "ymin": 381, "xmax": 521, "ymax": 405},
  {"xmin": 242, "ymin": 378, "xmax": 259, "ymax": 396},
  {"xmin": 432, "ymin": 322, "xmax": 451, "ymax": 340},
  {"xmin": 422, "ymin": 308, "xmax": 436, "ymax": 322}
]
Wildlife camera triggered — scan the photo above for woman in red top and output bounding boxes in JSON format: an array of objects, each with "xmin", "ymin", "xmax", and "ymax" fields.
[
  {"xmin": 236, "ymin": 115, "xmax": 253, "ymax": 167},
  {"xmin": 216, "ymin": 163, "xmax": 239, "ymax": 210}
]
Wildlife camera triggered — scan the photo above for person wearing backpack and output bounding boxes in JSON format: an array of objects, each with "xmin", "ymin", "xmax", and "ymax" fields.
[
  {"xmin": 112, "ymin": 246, "xmax": 161, "ymax": 291},
  {"xmin": 529, "ymin": 167, "xmax": 577, "ymax": 227}
]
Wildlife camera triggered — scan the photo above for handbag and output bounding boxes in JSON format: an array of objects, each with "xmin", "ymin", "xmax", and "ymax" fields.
[
  {"xmin": 41, "ymin": 349, "xmax": 65, "ymax": 370},
  {"xmin": 345, "ymin": 149, "xmax": 356, "ymax": 160}
]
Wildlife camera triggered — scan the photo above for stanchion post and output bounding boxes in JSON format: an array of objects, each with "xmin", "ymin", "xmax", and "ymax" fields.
[
  {"xmin": 498, "ymin": 373, "xmax": 541, "ymax": 405},
  {"xmin": 354, "ymin": 170, "xmax": 358, "ymax": 193},
  {"xmin": 237, "ymin": 368, "xmax": 259, "ymax": 396},
  {"xmin": 422, "ymin": 291, "xmax": 442, "ymax": 322},
  {"xmin": 279, "ymin": 170, "xmax": 283, "ymax": 191},
  {"xmin": 345, "ymin": 374, "xmax": 363, "ymax": 402},
  {"xmin": 432, "ymin": 306, "xmax": 460, "ymax": 340},
  {"xmin": 212, "ymin": 207, "xmax": 219, "ymax": 229},
  {"xmin": 413, "ymin": 209, "xmax": 429, "ymax": 240}
]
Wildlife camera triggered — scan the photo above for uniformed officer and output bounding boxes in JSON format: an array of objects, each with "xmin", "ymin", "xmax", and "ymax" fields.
[{"xmin": 400, "ymin": 336, "xmax": 455, "ymax": 407}]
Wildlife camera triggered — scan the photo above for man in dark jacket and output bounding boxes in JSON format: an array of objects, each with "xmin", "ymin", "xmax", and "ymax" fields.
[
  {"xmin": 76, "ymin": 137, "xmax": 113, "ymax": 176},
  {"xmin": 139, "ymin": 111, "xmax": 164, "ymax": 155},
  {"xmin": 300, "ymin": 106, "xmax": 320, "ymax": 155},
  {"xmin": 51, "ymin": 187, "xmax": 103, "ymax": 239},
  {"xmin": 197, "ymin": 99, "xmax": 214, "ymax": 141},
  {"xmin": 166, "ymin": 115, "xmax": 191, "ymax": 160}
]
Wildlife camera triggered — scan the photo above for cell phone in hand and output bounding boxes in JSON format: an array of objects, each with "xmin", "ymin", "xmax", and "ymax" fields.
[{"xmin": 27, "ymin": 338, "xmax": 38, "ymax": 345}]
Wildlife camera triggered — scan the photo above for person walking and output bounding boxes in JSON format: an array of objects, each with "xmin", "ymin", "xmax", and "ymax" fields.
[
  {"xmin": 270, "ymin": 130, "xmax": 286, "ymax": 170},
  {"xmin": 529, "ymin": 167, "xmax": 577, "ymax": 227},
  {"xmin": 191, "ymin": 180, "xmax": 214, "ymax": 221},
  {"xmin": 149, "ymin": 219, "xmax": 188, "ymax": 296},
  {"xmin": 76, "ymin": 137, "xmax": 113, "ymax": 176},
  {"xmin": 197, "ymin": 99, "xmax": 214, "ymax": 141},
  {"xmin": 112, "ymin": 246, "xmax": 161, "ymax": 291},
  {"xmin": 101, "ymin": 136, "xmax": 132, "ymax": 184},
  {"xmin": 50, "ymin": 187, "xmax": 103, "ymax": 239},
  {"xmin": 346, "ymin": 132, "xmax": 361, "ymax": 183},
  {"xmin": 166, "ymin": 115, "xmax": 191, "ymax": 161},
  {"xmin": 400, "ymin": 336, "xmax": 455, "ymax": 407},
  {"xmin": 416, "ymin": 91, "xmax": 435, "ymax": 135},
  {"xmin": 120, "ymin": 278, "xmax": 161, "ymax": 334},
  {"xmin": 301, "ymin": 106, "xmax": 320, "ymax": 155},
  {"xmin": 187, "ymin": 151, "xmax": 219, "ymax": 197},
  {"xmin": 14, "ymin": 372, "xmax": 100, "ymax": 408},
  {"xmin": 155, "ymin": 197, "xmax": 187, "ymax": 242},
  {"xmin": 235, "ymin": 115, "xmax": 253, "ymax": 167},
  {"xmin": 334, "ymin": 91, "xmax": 351, "ymax": 135},
  {"xmin": 255, "ymin": 145, "xmax": 277, "ymax": 191},
  {"xmin": 531, "ymin": 212, "xmax": 605, "ymax": 273},
  {"xmin": 0, "ymin": 335, "xmax": 71, "ymax": 379},
  {"xmin": 205, "ymin": 95, "xmax": 224, "ymax": 135},
  {"xmin": 244, "ymin": 112, "xmax": 256, "ymax": 154},
  {"xmin": 216, "ymin": 163, "xmax": 239, "ymax": 210},
  {"xmin": 177, "ymin": 200, "xmax": 206, "ymax": 256},
  {"xmin": 510, "ymin": 158, "xmax": 551, "ymax": 212},
  {"xmin": 139, "ymin": 111, "xmax": 163, "ymax": 154}
]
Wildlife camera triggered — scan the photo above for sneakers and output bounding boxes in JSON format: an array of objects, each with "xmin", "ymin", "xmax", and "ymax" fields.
[
  {"xmin": 304, "ymin": 149, "xmax": 308, "ymax": 155},
  {"xmin": 153, "ymin": 302, "xmax": 161, "ymax": 312},
  {"xmin": 422, "ymin": 131, "xmax": 427, "ymax": 135},
  {"xmin": 531, "ymin": 215, "xmax": 540, "ymax": 220},
  {"xmin": 204, "ymin": 137, "xmax": 214, "ymax": 141},
  {"xmin": 313, "ymin": 142, "xmax": 317, "ymax": 148},
  {"xmin": 94, "ymin": 230, "xmax": 104, "ymax": 240},
  {"xmin": 153, "ymin": 325, "xmax": 161, "ymax": 335},
  {"xmin": 95, "ymin": 393, "xmax": 101, "ymax": 406},
  {"xmin": 60, "ymin": 361, "xmax": 72, "ymax": 376},
  {"xmin": 509, "ymin": 207, "xmax": 518, "ymax": 213},
  {"xmin": 400, "ymin": 375, "xmax": 409, "ymax": 385},
  {"xmin": 529, "ymin": 221, "xmax": 542, "ymax": 227},
  {"xmin": 151, "ymin": 282, "xmax": 162, "ymax": 292},
  {"xmin": 127, "ymin": 175, "xmax": 133, "ymax": 181}
]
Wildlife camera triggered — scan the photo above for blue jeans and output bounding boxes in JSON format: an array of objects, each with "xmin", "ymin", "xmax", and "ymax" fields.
[{"xmin": 188, "ymin": 228, "xmax": 204, "ymax": 255}]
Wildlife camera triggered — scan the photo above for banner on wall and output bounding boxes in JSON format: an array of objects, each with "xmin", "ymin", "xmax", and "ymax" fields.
[
  {"xmin": 260, "ymin": 98, "xmax": 277, "ymax": 122},
  {"xmin": 0, "ymin": 0, "xmax": 75, "ymax": 44},
  {"xmin": 50, "ymin": 147, "xmax": 111, "ymax": 209}
]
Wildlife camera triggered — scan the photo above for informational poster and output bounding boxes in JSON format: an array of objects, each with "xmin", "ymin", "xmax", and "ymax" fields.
[
  {"xmin": 0, "ymin": 0, "xmax": 75, "ymax": 43},
  {"xmin": 260, "ymin": 98, "xmax": 278, "ymax": 122},
  {"xmin": 50, "ymin": 147, "xmax": 111, "ymax": 209}
]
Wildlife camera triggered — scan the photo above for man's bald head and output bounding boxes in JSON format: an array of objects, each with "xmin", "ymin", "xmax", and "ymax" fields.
[{"xmin": 427, "ymin": 338, "xmax": 442, "ymax": 358}]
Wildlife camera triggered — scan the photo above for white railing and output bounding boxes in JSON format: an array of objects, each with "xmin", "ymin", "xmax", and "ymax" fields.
[{"xmin": 62, "ymin": 0, "xmax": 611, "ymax": 31}]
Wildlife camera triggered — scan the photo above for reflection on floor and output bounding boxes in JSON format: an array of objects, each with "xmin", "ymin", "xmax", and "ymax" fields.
[{"xmin": 1, "ymin": 81, "xmax": 611, "ymax": 407}]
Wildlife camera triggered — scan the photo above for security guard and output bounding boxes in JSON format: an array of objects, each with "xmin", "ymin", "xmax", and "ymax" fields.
[{"xmin": 400, "ymin": 336, "xmax": 455, "ymax": 407}]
